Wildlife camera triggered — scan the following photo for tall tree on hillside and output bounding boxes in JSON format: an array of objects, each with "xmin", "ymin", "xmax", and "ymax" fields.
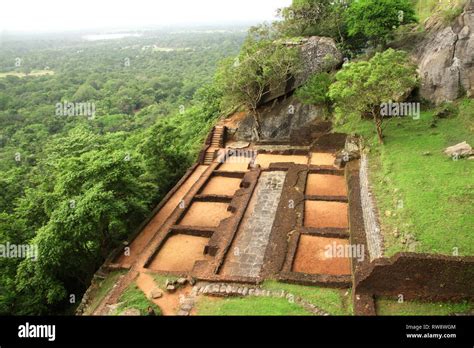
[
  {"xmin": 14, "ymin": 129, "xmax": 154, "ymax": 313},
  {"xmin": 328, "ymin": 49, "xmax": 418, "ymax": 144},
  {"xmin": 276, "ymin": 0, "xmax": 351, "ymax": 42},
  {"xmin": 345, "ymin": 0, "xmax": 417, "ymax": 47}
]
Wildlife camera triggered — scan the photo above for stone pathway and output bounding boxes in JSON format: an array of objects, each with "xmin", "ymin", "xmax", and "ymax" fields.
[
  {"xmin": 177, "ymin": 293, "xmax": 196, "ymax": 316},
  {"xmin": 224, "ymin": 171, "xmax": 287, "ymax": 278}
]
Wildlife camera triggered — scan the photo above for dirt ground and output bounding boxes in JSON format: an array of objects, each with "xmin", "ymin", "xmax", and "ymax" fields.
[
  {"xmin": 220, "ymin": 111, "xmax": 248, "ymax": 129},
  {"xmin": 147, "ymin": 234, "xmax": 212, "ymax": 272},
  {"xmin": 306, "ymin": 174, "xmax": 347, "ymax": 197},
  {"xmin": 292, "ymin": 235, "xmax": 351, "ymax": 275},
  {"xmin": 255, "ymin": 154, "xmax": 308, "ymax": 169},
  {"xmin": 179, "ymin": 201, "xmax": 232, "ymax": 227},
  {"xmin": 304, "ymin": 201, "xmax": 349, "ymax": 229},
  {"xmin": 310, "ymin": 152, "xmax": 336, "ymax": 166},
  {"xmin": 217, "ymin": 158, "xmax": 251, "ymax": 172},
  {"xmin": 201, "ymin": 176, "xmax": 242, "ymax": 196},
  {"xmin": 117, "ymin": 165, "xmax": 208, "ymax": 267}
]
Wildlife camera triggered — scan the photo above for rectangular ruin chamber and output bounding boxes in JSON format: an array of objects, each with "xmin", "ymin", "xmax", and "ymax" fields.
[
  {"xmin": 309, "ymin": 152, "xmax": 336, "ymax": 167},
  {"xmin": 305, "ymin": 174, "xmax": 347, "ymax": 197},
  {"xmin": 178, "ymin": 201, "xmax": 232, "ymax": 228},
  {"xmin": 217, "ymin": 157, "xmax": 251, "ymax": 172},
  {"xmin": 200, "ymin": 176, "xmax": 242, "ymax": 196},
  {"xmin": 147, "ymin": 234, "xmax": 212, "ymax": 272},
  {"xmin": 292, "ymin": 235, "xmax": 351, "ymax": 276},
  {"xmin": 254, "ymin": 154, "xmax": 308, "ymax": 169},
  {"xmin": 304, "ymin": 201, "xmax": 349, "ymax": 229}
]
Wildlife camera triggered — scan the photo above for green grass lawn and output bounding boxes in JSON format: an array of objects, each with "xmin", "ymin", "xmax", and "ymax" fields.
[
  {"xmin": 194, "ymin": 281, "xmax": 352, "ymax": 316},
  {"xmin": 262, "ymin": 281, "xmax": 353, "ymax": 315},
  {"xmin": 196, "ymin": 296, "xmax": 312, "ymax": 316},
  {"xmin": 337, "ymin": 99, "xmax": 473, "ymax": 256},
  {"xmin": 82, "ymin": 270, "xmax": 126, "ymax": 315},
  {"xmin": 376, "ymin": 297, "xmax": 474, "ymax": 316},
  {"xmin": 114, "ymin": 282, "xmax": 162, "ymax": 316}
]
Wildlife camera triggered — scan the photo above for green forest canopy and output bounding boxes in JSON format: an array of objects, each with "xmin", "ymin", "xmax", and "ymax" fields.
[{"xmin": 0, "ymin": 29, "xmax": 244, "ymax": 314}]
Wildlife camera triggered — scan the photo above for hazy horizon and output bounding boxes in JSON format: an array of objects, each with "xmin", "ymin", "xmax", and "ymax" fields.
[{"xmin": 0, "ymin": 0, "xmax": 292, "ymax": 34}]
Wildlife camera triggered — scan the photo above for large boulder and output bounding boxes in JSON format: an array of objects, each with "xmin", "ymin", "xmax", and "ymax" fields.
[
  {"xmin": 234, "ymin": 95, "xmax": 327, "ymax": 143},
  {"xmin": 258, "ymin": 36, "xmax": 343, "ymax": 105},
  {"xmin": 415, "ymin": 0, "xmax": 474, "ymax": 104}
]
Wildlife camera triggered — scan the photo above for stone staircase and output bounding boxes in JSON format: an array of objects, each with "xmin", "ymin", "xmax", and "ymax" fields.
[
  {"xmin": 203, "ymin": 151, "xmax": 216, "ymax": 165},
  {"xmin": 211, "ymin": 126, "xmax": 225, "ymax": 148},
  {"xmin": 203, "ymin": 126, "xmax": 225, "ymax": 165}
]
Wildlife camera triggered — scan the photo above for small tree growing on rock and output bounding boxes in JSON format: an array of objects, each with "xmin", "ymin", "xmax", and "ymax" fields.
[
  {"xmin": 295, "ymin": 72, "xmax": 334, "ymax": 114},
  {"xmin": 218, "ymin": 35, "xmax": 301, "ymax": 140},
  {"xmin": 328, "ymin": 49, "xmax": 418, "ymax": 144}
]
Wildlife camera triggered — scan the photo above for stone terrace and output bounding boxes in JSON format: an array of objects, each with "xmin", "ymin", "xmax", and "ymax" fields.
[{"xmin": 89, "ymin": 125, "xmax": 358, "ymax": 315}]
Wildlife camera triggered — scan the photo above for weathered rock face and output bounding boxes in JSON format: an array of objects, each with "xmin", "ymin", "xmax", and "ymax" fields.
[
  {"xmin": 258, "ymin": 36, "xmax": 343, "ymax": 105},
  {"xmin": 231, "ymin": 36, "xmax": 342, "ymax": 143},
  {"xmin": 297, "ymin": 36, "xmax": 343, "ymax": 84},
  {"xmin": 415, "ymin": 0, "xmax": 474, "ymax": 104},
  {"xmin": 234, "ymin": 95, "xmax": 327, "ymax": 142}
]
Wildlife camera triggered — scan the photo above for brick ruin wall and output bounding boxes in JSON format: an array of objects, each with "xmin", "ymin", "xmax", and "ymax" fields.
[{"xmin": 356, "ymin": 253, "xmax": 474, "ymax": 302}]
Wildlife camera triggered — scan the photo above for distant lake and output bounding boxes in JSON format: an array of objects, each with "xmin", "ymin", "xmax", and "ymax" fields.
[{"xmin": 83, "ymin": 33, "xmax": 142, "ymax": 41}]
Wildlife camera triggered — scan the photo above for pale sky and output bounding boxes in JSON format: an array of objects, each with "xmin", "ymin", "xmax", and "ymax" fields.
[{"xmin": 0, "ymin": 0, "xmax": 292, "ymax": 33}]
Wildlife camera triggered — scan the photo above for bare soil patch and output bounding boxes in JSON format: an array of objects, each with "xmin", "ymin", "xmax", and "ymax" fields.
[
  {"xmin": 255, "ymin": 154, "xmax": 308, "ymax": 169},
  {"xmin": 292, "ymin": 235, "xmax": 351, "ymax": 275},
  {"xmin": 179, "ymin": 201, "xmax": 232, "ymax": 227},
  {"xmin": 147, "ymin": 234, "xmax": 212, "ymax": 272},
  {"xmin": 221, "ymin": 111, "xmax": 248, "ymax": 129},
  {"xmin": 201, "ymin": 176, "xmax": 242, "ymax": 196},
  {"xmin": 310, "ymin": 153, "xmax": 336, "ymax": 166},
  {"xmin": 306, "ymin": 174, "xmax": 347, "ymax": 197},
  {"xmin": 304, "ymin": 201, "xmax": 348, "ymax": 229},
  {"xmin": 217, "ymin": 158, "xmax": 251, "ymax": 172}
]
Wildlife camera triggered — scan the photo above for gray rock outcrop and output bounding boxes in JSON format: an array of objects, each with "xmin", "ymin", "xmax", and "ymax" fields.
[
  {"xmin": 259, "ymin": 36, "xmax": 343, "ymax": 105},
  {"xmin": 415, "ymin": 0, "xmax": 474, "ymax": 104},
  {"xmin": 234, "ymin": 95, "xmax": 327, "ymax": 142}
]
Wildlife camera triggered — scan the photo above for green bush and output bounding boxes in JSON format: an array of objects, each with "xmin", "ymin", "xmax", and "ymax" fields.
[
  {"xmin": 295, "ymin": 72, "xmax": 333, "ymax": 106},
  {"xmin": 345, "ymin": 0, "xmax": 417, "ymax": 47}
]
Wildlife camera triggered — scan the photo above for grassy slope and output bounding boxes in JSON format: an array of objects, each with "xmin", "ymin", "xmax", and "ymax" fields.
[
  {"xmin": 114, "ymin": 282, "xmax": 162, "ymax": 316},
  {"xmin": 341, "ymin": 100, "xmax": 473, "ymax": 256},
  {"xmin": 196, "ymin": 296, "xmax": 312, "ymax": 316},
  {"xmin": 262, "ymin": 281, "xmax": 353, "ymax": 315},
  {"xmin": 82, "ymin": 270, "xmax": 126, "ymax": 315},
  {"xmin": 376, "ymin": 297, "xmax": 474, "ymax": 315},
  {"xmin": 194, "ymin": 281, "xmax": 352, "ymax": 316}
]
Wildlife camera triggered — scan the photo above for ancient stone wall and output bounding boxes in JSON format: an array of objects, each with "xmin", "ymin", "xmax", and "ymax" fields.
[{"xmin": 359, "ymin": 154, "xmax": 383, "ymax": 261}]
